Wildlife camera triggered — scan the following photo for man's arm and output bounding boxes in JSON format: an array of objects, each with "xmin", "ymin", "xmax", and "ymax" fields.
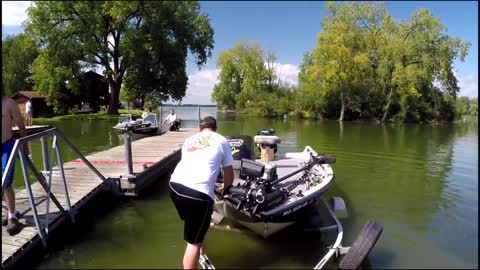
[
  {"xmin": 222, "ymin": 165, "xmax": 234, "ymax": 188},
  {"xmin": 11, "ymin": 101, "xmax": 27, "ymax": 138},
  {"xmin": 10, "ymin": 100, "xmax": 29, "ymax": 155},
  {"xmin": 220, "ymin": 139, "xmax": 235, "ymax": 190}
]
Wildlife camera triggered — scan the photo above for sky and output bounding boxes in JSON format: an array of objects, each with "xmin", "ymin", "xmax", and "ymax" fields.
[{"xmin": 2, "ymin": 1, "xmax": 478, "ymax": 104}]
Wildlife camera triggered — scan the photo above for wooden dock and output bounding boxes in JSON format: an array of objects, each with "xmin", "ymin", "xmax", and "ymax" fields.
[
  {"xmin": 2, "ymin": 128, "xmax": 197, "ymax": 269},
  {"xmin": 12, "ymin": 125, "xmax": 52, "ymax": 138}
]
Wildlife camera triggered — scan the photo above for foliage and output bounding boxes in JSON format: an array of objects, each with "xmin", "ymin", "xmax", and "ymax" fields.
[
  {"xmin": 296, "ymin": 1, "xmax": 470, "ymax": 122},
  {"xmin": 211, "ymin": 41, "xmax": 293, "ymax": 117},
  {"xmin": 455, "ymin": 97, "xmax": 478, "ymax": 117},
  {"xmin": 2, "ymin": 34, "xmax": 39, "ymax": 97},
  {"xmin": 25, "ymin": 1, "xmax": 214, "ymax": 115},
  {"xmin": 30, "ymin": 46, "xmax": 81, "ymax": 114}
]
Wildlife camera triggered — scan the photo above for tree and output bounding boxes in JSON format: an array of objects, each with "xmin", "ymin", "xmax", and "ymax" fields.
[
  {"xmin": 301, "ymin": 1, "xmax": 371, "ymax": 121},
  {"xmin": 25, "ymin": 1, "xmax": 214, "ymax": 115},
  {"xmin": 212, "ymin": 41, "xmax": 275, "ymax": 111},
  {"xmin": 2, "ymin": 34, "xmax": 39, "ymax": 97},
  {"xmin": 297, "ymin": 1, "xmax": 470, "ymax": 122},
  {"xmin": 30, "ymin": 47, "xmax": 81, "ymax": 114},
  {"xmin": 212, "ymin": 41, "xmax": 293, "ymax": 117}
]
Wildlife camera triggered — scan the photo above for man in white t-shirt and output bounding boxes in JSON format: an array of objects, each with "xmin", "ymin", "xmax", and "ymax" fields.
[
  {"xmin": 163, "ymin": 109, "xmax": 181, "ymax": 131},
  {"xmin": 169, "ymin": 116, "xmax": 234, "ymax": 269},
  {"xmin": 25, "ymin": 100, "xmax": 33, "ymax": 126}
]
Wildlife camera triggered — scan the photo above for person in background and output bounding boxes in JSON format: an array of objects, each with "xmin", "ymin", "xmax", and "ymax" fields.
[
  {"xmin": 2, "ymin": 93, "xmax": 28, "ymax": 235},
  {"xmin": 163, "ymin": 109, "xmax": 181, "ymax": 131},
  {"xmin": 25, "ymin": 99, "xmax": 33, "ymax": 126},
  {"xmin": 169, "ymin": 116, "xmax": 234, "ymax": 269}
]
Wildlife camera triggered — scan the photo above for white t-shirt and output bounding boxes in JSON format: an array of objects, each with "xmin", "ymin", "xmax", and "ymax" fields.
[
  {"xmin": 25, "ymin": 101, "xmax": 32, "ymax": 113},
  {"xmin": 165, "ymin": 113, "xmax": 176, "ymax": 124},
  {"xmin": 170, "ymin": 130, "xmax": 234, "ymax": 199}
]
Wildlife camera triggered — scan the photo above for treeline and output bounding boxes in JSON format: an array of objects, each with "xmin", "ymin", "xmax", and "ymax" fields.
[
  {"xmin": 2, "ymin": 1, "xmax": 214, "ymax": 115},
  {"xmin": 456, "ymin": 97, "xmax": 478, "ymax": 118},
  {"xmin": 212, "ymin": 2, "xmax": 472, "ymax": 123}
]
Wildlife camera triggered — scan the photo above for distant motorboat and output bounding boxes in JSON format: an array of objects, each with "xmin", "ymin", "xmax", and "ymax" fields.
[{"xmin": 113, "ymin": 113, "xmax": 159, "ymax": 135}]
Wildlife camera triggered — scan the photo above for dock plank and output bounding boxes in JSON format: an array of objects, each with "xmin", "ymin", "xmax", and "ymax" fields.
[{"xmin": 2, "ymin": 128, "xmax": 196, "ymax": 269}]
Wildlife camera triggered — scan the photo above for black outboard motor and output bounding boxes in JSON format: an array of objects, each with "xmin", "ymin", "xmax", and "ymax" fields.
[
  {"xmin": 256, "ymin": 128, "xmax": 278, "ymax": 154},
  {"xmin": 226, "ymin": 135, "xmax": 254, "ymax": 171}
]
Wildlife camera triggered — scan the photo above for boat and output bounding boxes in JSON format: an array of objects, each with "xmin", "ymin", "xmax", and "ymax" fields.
[
  {"xmin": 202, "ymin": 128, "xmax": 384, "ymax": 270},
  {"xmin": 113, "ymin": 113, "xmax": 159, "ymax": 134},
  {"xmin": 213, "ymin": 129, "xmax": 336, "ymax": 238}
]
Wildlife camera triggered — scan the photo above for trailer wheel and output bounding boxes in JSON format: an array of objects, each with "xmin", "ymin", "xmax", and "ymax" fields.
[{"xmin": 339, "ymin": 220, "xmax": 383, "ymax": 269}]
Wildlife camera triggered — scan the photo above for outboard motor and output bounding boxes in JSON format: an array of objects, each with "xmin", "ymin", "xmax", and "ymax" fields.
[
  {"xmin": 226, "ymin": 135, "xmax": 254, "ymax": 170},
  {"xmin": 256, "ymin": 129, "xmax": 278, "ymax": 154}
]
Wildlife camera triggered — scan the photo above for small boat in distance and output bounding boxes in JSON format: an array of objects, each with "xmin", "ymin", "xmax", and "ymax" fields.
[{"xmin": 113, "ymin": 113, "xmax": 159, "ymax": 135}]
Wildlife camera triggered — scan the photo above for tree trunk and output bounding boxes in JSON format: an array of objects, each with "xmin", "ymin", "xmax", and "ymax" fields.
[
  {"xmin": 381, "ymin": 87, "xmax": 393, "ymax": 122},
  {"xmin": 339, "ymin": 90, "xmax": 345, "ymax": 122},
  {"xmin": 107, "ymin": 79, "xmax": 121, "ymax": 115},
  {"xmin": 140, "ymin": 94, "xmax": 146, "ymax": 110}
]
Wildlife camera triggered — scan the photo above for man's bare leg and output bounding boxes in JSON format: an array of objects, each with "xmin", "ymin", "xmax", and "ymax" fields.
[
  {"xmin": 183, "ymin": 243, "xmax": 201, "ymax": 269},
  {"xmin": 3, "ymin": 187, "xmax": 16, "ymax": 213}
]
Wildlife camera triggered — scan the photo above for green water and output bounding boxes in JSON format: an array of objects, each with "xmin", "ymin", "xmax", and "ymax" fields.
[{"xmin": 13, "ymin": 114, "xmax": 478, "ymax": 269}]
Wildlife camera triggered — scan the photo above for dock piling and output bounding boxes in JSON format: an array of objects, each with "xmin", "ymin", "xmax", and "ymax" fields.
[{"xmin": 123, "ymin": 131, "xmax": 134, "ymax": 177}]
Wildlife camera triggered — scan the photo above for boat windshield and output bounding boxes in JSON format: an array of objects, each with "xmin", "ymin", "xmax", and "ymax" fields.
[{"xmin": 118, "ymin": 114, "xmax": 132, "ymax": 123}]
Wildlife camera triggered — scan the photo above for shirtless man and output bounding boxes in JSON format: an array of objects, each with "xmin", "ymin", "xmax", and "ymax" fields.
[{"xmin": 2, "ymin": 94, "xmax": 28, "ymax": 235}]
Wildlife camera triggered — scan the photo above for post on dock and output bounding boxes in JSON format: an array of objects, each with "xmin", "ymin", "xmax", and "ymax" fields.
[
  {"xmin": 40, "ymin": 136, "xmax": 49, "ymax": 172},
  {"xmin": 198, "ymin": 105, "xmax": 201, "ymax": 128},
  {"xmin": 159, "ymin": 105, "xmax": 163, "ymax": 133},
  {"xmin": 123, "ymin": 131, "xmax": 134, "ymax": 177}
]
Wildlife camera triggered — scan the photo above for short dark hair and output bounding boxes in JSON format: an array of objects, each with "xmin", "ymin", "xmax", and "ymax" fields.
[{"xmin": 200, "ymin": 116, "xmax": 217, "ymax": 131}]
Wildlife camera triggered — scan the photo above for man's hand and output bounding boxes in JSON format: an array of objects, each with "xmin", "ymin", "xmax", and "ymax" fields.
[
  {"xmin": 215, "ymin": 182, "xmax": 224, "ymax": 190},
  {"xmin": 220, "ymin": 184, "xmax": 232, "ymax": 199}
]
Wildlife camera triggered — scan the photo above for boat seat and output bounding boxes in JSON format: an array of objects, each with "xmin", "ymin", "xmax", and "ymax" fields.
[{"xmin": 254, "ymin": 135, "xmax": 281, "ymax": 145}]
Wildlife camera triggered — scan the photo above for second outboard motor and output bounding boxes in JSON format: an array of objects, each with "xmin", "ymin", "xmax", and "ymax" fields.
[{"xmin": 226, "ymin": 135, "xmax": 254, "ymax": 170}]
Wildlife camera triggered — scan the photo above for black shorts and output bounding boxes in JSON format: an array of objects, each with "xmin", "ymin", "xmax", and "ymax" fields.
[{"xmin": 169, "ymin": 182, "xmax": 213, "ymax": 244}]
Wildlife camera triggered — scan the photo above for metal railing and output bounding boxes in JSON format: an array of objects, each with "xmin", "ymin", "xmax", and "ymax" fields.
[{"xmin": 2, "ymin": 127, "xmax": 107, "ymax": 247}]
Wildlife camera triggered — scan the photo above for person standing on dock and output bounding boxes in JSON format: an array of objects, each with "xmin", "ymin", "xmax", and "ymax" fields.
[
  {"xmin": 25, "ymin": 99, "xmax": 33, "ymax": 126},
  {"xmin": 2, "ymin": 93, "xmax": 28, "ymax": 235},
  {"xmin": 169, "ymin": 116, "xmax": 234, "ymax": 269}
]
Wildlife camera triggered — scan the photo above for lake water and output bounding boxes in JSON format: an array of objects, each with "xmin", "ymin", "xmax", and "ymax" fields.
[{"xmin": 11, "ymin": 108, "xmax": 478, "ymax": 269}]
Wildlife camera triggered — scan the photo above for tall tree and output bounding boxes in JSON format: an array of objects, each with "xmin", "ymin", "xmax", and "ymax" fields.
[
  {"xmin": 25, "ymin": 1, "xmax": 214, "ymax": 115},
  {"xmin": 297, "ymin": 1, "xmax": 470, "ymax": 122},
  {"xmin": 212, "ymin": 41, "xmax": 270, "ymax": 110},
  {"xmin": 2, "ymin": 34, "xmax": 39, "ymax": 97}
]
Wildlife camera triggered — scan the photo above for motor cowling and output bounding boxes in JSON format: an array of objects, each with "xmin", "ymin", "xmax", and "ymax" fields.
[{"xmin": 256, "ymin": 128, "xmax": 278, "ymax": 154}]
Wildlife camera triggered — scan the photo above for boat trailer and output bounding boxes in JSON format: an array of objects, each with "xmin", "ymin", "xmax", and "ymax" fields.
[{"xmin": 199, "ymin": 197, "xmax": 383, "ymax": 269}]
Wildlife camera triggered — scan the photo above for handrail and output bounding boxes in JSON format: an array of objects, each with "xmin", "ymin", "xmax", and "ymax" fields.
[{"xmin": 2, "ymin": 127, "xmax": 108, "ymax": 247}]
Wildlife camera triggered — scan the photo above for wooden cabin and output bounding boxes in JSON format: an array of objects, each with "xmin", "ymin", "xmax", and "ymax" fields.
[{"xmin": 11, "ymin": 91, "xmax": 53, "ymax": 118}]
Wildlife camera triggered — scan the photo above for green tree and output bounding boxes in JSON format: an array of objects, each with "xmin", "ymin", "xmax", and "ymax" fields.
[
  {"xmin": 212, "ymin": 41, "xmax": 291, "ymax": 116},
  {"xmin": 297, "ymin": 1, "xmax": 470, "ymax": 123},
  {"xmin": 31, "ymin": 47, "xmax": 81, "ymax": 114},
  {"xmin": 299, "ymin": 1, "xmax": 371, "ymax": 121},
  {"xmin": 2, "ymin": 34, "xmax": 39, "ymax": 97},
  {"xmin": 212, "ymin": 41, "xmax": 269, "ymax": 111},
  {"xmin": 25, "ymin": 1, "xmax": 214, "ymax": 115}
]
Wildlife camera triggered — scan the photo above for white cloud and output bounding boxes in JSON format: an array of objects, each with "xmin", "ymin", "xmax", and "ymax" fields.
[
  {"xmin": 179, "ymin": 68, "xmax": 220, "ymax": 104},
  {"xmin": 275, "ymin": 63, "xmax": 300, "ymax": 86},
  {"xmin": 457, "ymin": 73, "xmax": 478, "ymax": 98},
  {"xmin": 180, "ymin": 62, "xmax": 301, "ymax": 105},
  {"xmin": 2, "ymin": 1, "xmax": 31, "ymax": 26}
]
